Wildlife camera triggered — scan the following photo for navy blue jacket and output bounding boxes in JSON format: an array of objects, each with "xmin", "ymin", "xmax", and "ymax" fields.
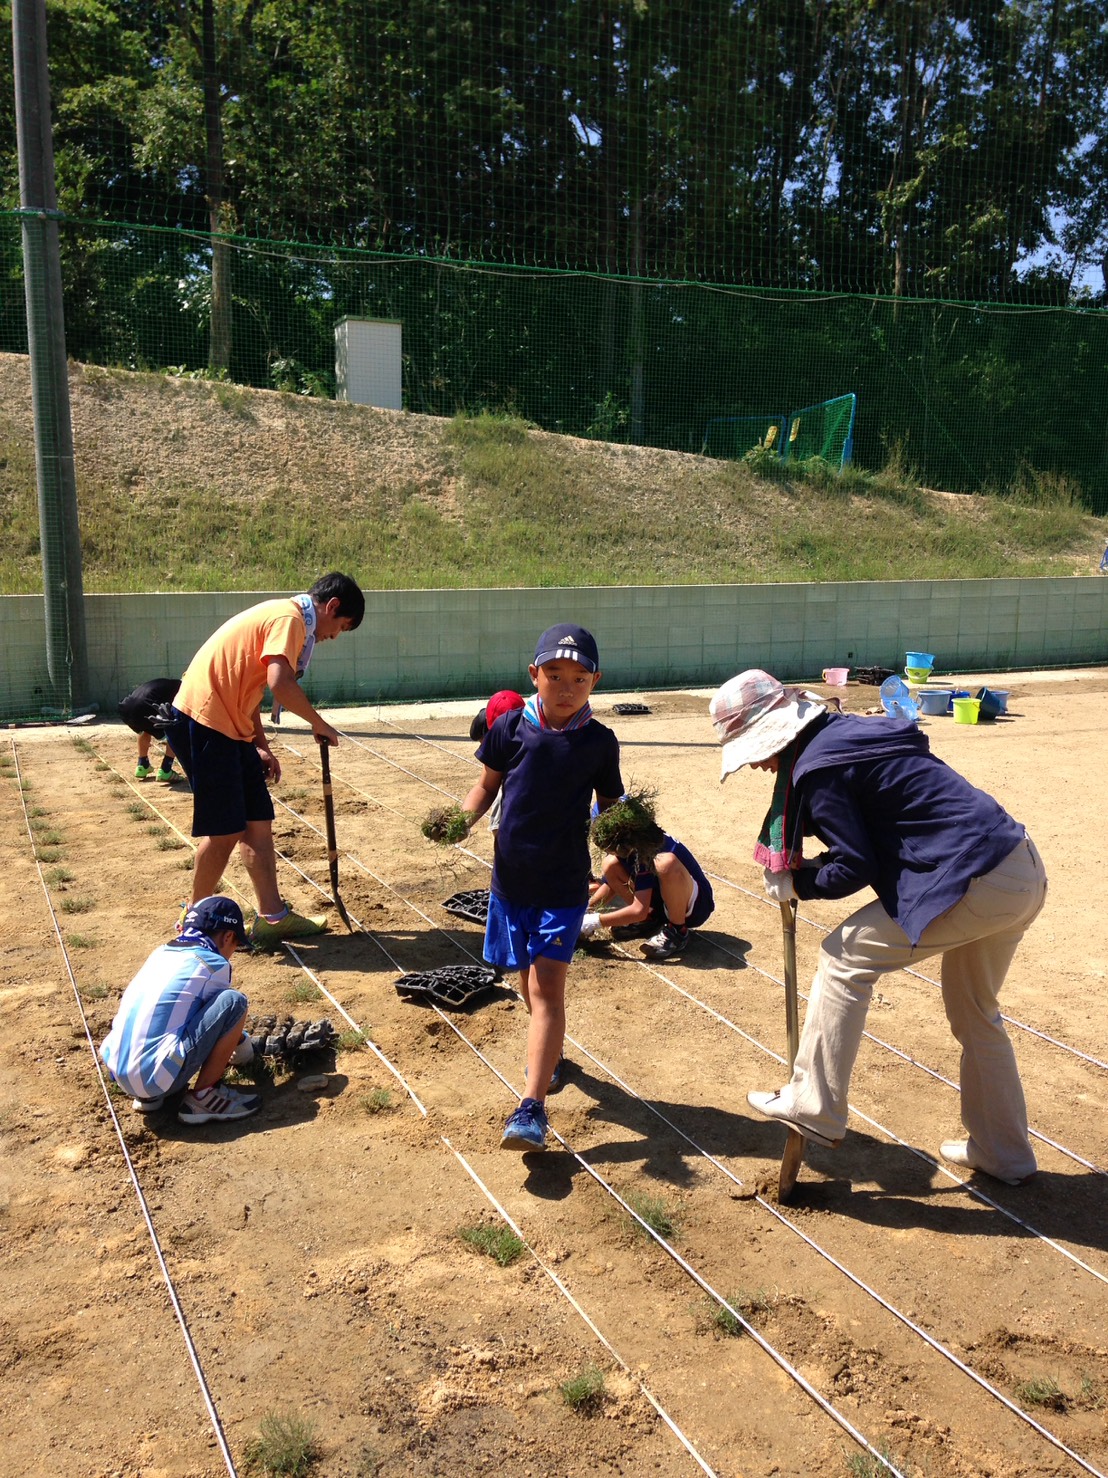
[
  {"xmin": 479, "ymin": 709, "xmax": 623, "ymax": 908},
  {"xmin": 789, "ymin": 713, "xmax": 1025, "ymax": 944}
]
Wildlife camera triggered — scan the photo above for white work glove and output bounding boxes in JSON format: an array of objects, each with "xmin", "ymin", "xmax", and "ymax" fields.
[
  {"xmin": 762, "ymin": 867, "xmax": 797, "ymax": 902},
  {"xmin": 579, "ymin": 911, "xmax": 602, "ymax": 939}
]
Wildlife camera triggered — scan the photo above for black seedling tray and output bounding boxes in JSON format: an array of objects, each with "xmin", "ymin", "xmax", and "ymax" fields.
[
  {"xmin": 442, "ymin": 889, "xmax": 491, "ymax": 925},
  {"xmin": 854, "ymin": 666, "xmax": 896, "ymax": 686},
  {"xmin": 394, "ymin": 964, "xmax": 497, "ymax": 1008},
  {"xmin": 613, "ymin": 702, "xmax": 651, "ymax": 715}
]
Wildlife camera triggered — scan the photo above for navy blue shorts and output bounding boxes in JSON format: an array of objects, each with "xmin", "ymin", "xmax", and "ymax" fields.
[
  {"xmin": 484, "ymin": 894, "xmax": 587, "ymax": 969},
  {"xmin": 646, "ymin": 877, "xmax": 715, "ymax": 930},
  {"xmin": 164, "ymin": 709, "xmax": 274, "ymax": 838}
]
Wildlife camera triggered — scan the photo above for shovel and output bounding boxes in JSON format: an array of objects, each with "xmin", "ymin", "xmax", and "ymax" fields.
[
  {"xmin": 778, "ymin": 898, "xmax": 805, "ymax": 1201},
  {"xmin": 317, "ymin": 736, "xmax": 356, "ymax": 933}
]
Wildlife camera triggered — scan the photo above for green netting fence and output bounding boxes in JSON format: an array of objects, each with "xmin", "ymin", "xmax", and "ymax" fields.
[{"xmin": 3, "ymin": 216, "xmax": 1107, "ymax": 509}]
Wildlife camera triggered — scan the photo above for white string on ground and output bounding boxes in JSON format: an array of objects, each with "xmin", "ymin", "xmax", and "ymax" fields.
[
  {"xmin": 264, "ymin": 775, "xmax": 1105, "ymax": 1478},
  {"xmin": 361, "ymin": 713, "xmax": 1106, "ymax": 1076},
  {"xmin": 442, "ymin": 1139, "xmax": 721, "ymax": 1478},
  {"xmin": 86, "ymin": 745, "xmax": 738, "ymax": 1475},
  {"xmin": 84, "ymin": 731, "xmax": 1105, "ymax": 1472},
  {"xmin": 330, "ymin": 719, "xmax": 1107, "ymax": 1179},
  {"xmin": 9, "ymin": 740, "xmax": 239, "ymax": 1478},
  {"xmin": 307, "ymin": 725, "xmax": 1108, "ymax": 1245}
]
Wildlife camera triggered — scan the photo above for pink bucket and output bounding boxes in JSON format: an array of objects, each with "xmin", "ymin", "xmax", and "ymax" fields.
[{"xmin": 822, "ymin": 667, "xmax": 849, "ymax": 686}]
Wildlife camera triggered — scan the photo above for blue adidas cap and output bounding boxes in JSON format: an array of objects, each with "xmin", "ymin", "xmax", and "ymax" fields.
[{"xmin": 533, "ymin": 624, "xmax": 599, "ymax": 673}]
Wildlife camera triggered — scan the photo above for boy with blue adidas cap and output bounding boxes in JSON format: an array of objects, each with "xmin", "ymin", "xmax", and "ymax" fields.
[
  {"xmin": 100, "ymin": 896, "xmax": 260, "ymax": 1124},
  {"xmin": 461, "ymin": 624, "xmax": 624, "ymax": 1152}
]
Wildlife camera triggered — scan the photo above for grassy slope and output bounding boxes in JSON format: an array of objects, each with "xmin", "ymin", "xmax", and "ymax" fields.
[{"xmin": 1, "ymin": 354, "xmax": 1105, "ymax": 593}]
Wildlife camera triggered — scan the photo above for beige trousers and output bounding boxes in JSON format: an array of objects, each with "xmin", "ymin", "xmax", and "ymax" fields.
[{"xmin": 780, "ymin": 835, "xmax": 1047, "ymax": 1180}]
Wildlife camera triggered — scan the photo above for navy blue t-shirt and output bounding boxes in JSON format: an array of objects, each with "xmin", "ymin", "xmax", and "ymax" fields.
[{"xmin": 478, "ymin": 709, "xmax": 623, "ymax": 908}]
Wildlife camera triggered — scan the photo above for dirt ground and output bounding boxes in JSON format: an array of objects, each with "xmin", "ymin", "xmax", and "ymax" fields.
[{"xmin": 2, "ymin": 668, "xmax": 1107, "ymax": 1478}]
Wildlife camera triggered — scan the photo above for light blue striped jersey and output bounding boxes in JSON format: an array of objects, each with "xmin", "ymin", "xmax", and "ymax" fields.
[{"xmin": 100, "ymin": 939, "xmax": 233, "ymax": 1098}]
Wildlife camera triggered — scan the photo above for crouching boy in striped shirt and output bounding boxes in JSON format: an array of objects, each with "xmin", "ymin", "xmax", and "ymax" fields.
[{"xmin": 100, "ymin": 896, "xmax": 260, "ymax": 1125}]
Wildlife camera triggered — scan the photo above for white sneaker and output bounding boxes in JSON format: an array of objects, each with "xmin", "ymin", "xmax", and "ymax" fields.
[
  {"xmin": 131, "ymin": 1093, "xmax": 165, "ymax": 1113},
  {"xmin": 939, "ymin": 1139, "xmax": 1035, "ymax": 1187},
  {"xmin": 746, "ymin": 1090, "xmax": 841, "ymax": 1149},
  {"xmin": 178, "ymin": 1083, "xmax": 260, "ymax": 1124}
]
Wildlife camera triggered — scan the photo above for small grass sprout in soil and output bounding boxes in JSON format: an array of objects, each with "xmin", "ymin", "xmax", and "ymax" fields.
[
  {"xmin": 421, "ymin": 803, "xmax": 472, "ymax": 845},
  {"xmin": 67, "ymin": 933, "xmax": 96, "ymax": 948},
  {"xmin": 59, "ymin": 896, "xmax": 95, "ymax": 915},
  {"xmin": 288, "ymin": 980, "xmax": 322, "ymax": 1004},
  {"xmin": 1014, "ymin": 1375, "xmax": 1067, "ymax": 1411},
  {"xmin": 625, "ymin": 1188, "xmax": 680, "ymax": 1240},
  {"xmin": 458, "ymin": 1222, "xmax": 527, "ymax": 1267},
  {"xmin": 560, "ymin": 1363, "xmax": 606, "ymax": 1414},
  {"xmin": 44, "ymin": 866, "xmax": 74, "ymax": 884},
  {"xmin": 243, "ymin": 1410, "xmax": 322, "ymax": 1476},
  {"xmin": 844, "ymin": 1448, "xmax": 897, "ymax": 1478},
  {"xmin": 712, "ymin": 1287, "xmax": 773, "ymax": 1337},
  {"xmin": 359, "ymin": 1088, "xmax": 393, "ymax": 1114},
  {"xmin": 337, "ymin": 1029, "xmax": 367, "ymax": 1053}
]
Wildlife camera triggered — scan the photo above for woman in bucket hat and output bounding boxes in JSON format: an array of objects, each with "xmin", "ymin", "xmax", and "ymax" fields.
[{"xmin": 711, "ymin": 670, "xmax": 1048, "ymax": 1187}]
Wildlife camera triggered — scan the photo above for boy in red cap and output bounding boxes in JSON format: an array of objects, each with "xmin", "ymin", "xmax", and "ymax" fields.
[{"xmin": 462, "ymin": 626, "xmax": 623, "ymax": 1152}]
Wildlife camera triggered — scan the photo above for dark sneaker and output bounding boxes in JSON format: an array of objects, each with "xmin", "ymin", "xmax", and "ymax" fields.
[
  {"xmin": 135, "ymin": 760, "xmax": 154, "ymax": 780},
  {"xmin": 178, "ymin": 1082, "xmax": 260, "ymax": 1124},
  {"xmin": 500, "ymin": 1099, "xmax": 548, "ymax": 1152},
  {"xmin": 609, "ymin": 919, "xmax": 658, "ymax": 942},
  {"xmin": 641, "ymin": 923, "xmax": 688, "ymax": 960},
  {"xmin": 251, "ymin": 903, "xmax": 329, "ymax": 945}
]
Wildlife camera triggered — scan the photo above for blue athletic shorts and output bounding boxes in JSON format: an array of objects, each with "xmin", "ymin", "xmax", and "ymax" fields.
[
  {"xmin": 165, "ymin": 988, "xmax": 248, "ymax": 1093},
  {"xmin": 165, "ymin": 709, "xmax": 274, "ymax": 837},
  {"xmin": 484, "ymin": 894, "xmax": 587, "ymax": 969}
]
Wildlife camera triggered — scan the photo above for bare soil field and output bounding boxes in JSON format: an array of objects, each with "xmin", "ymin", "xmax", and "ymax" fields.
[{"xmin": 2, "ymin": 669, "xmax": 1107, "ymax": 1478}]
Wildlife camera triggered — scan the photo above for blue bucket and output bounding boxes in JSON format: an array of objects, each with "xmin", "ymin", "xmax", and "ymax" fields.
[
  {"xmin": 906, "ymin": 650, "xmax": 935, "ymax": 669},
  {"xmin": 917, "ymin": 690, "xmax": 949, "ymax": 716}
]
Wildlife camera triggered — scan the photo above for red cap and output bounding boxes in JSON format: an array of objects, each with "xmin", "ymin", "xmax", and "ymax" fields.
[{"xmin": 485, "ymin": 690, "xmax": 525, "ymax": 727}]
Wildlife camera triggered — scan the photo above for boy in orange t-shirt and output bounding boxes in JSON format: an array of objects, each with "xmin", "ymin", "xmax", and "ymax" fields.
[{"xmin": 165, "ymin": 572, "xmax": 364, "ymax": 944}]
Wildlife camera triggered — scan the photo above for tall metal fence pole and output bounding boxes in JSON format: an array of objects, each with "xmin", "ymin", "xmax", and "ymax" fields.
[{"xmin": 12, "ymin": 0, "xmax": 89, "ymax": 713}]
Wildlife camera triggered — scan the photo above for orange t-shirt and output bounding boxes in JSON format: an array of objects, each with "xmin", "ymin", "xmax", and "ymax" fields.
[{"xmin": 175, "ymin": 598, "xmax": 306, "ymax": 741}]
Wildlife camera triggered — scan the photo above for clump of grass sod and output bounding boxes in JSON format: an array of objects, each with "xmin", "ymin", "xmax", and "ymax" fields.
[
  {"xmin": 421, "ymin": 803, "xmax": 473, "ymax": 845},
  {"xmin": 243, "ymin": 1410, "xmax": 321, "ymax": 1476},
  {"xmin": 589, "ymin": 787, "xmax": 664, "ymax": 869},
  {"xmin": 458, "ymin": 1223, "xmax": 526, "ymax": 1266},
  {"xmin": 560, "ymin": 1364, "xmax": 606, "ymax": 1414}
]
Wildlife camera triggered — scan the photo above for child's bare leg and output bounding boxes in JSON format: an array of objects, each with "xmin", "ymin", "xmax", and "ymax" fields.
[
  {"xmin": 655, "ymin": 853, "xmax": 695, "ymax": 927},
  {"xmin": 520, "ymin": 955, "xmax": 569, "ymax": 1101},
  {"xmin": 137, "ymin": 734, "xmax": 152, "ymax": 762},
  {"xmin": 193, "ymin": 1008, "xmax": 249, "ymax": 1091}
]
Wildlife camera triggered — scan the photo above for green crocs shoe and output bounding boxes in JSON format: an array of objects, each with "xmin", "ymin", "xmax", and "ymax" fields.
[{"xmin": 251, "ymin": 903, "xmax": 329, "ymax": 946}]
